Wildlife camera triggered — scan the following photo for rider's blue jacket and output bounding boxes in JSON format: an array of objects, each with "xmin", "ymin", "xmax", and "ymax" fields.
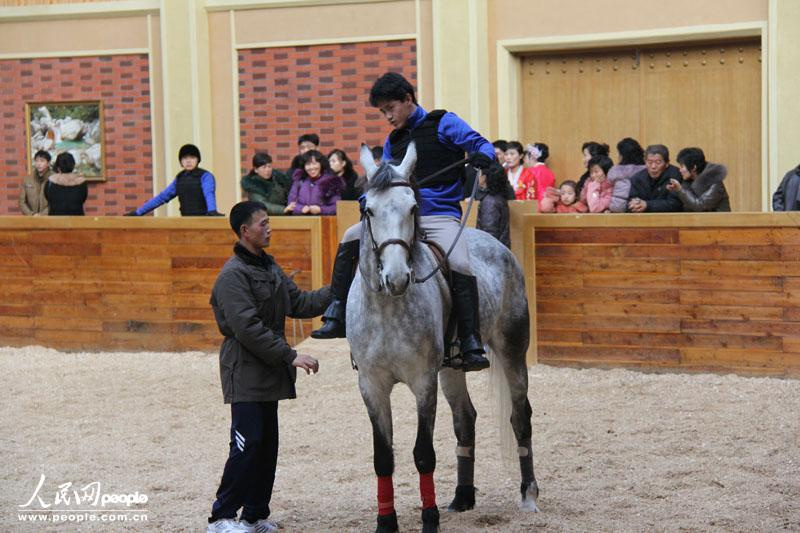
[{"xmin": 382, "ymin": 106, "xmax": 495, "ymax": 218}]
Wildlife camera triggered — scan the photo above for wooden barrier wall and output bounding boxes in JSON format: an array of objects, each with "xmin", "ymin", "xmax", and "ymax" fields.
[
  {"xmin": 524, "ymin": 213, "xmax": 800, "ymax": 377},
  {"xmin": 0, "ymin": 216, "xmax": 338, "ymax": 352}
]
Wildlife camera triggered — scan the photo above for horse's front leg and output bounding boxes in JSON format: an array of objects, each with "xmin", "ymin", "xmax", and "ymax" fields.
[
  {"xmin": 409, "ymin": 371, "xmax": 440, "ymax": 533},
  {"xmin": 358, "ymin": 372, "xmax": 399, "ymax": 533}
]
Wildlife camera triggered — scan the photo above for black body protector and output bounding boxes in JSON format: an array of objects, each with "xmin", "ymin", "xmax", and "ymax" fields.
[
  {"xmin": 175, "ymin": 168, "xmax": 209, "ymax": 216},
  {"xmin": 388, "ymin": 109, "xmax": 465, "ymax": 188}
]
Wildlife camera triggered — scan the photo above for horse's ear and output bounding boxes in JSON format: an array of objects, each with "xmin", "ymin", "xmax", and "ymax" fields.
[
  {"xmin": 359, "ymin": 143, "xmax": 378, "ymax": 182},
  {"xmin": 394, "ymin": 141, "xmax": 417, "ymax": 181}
]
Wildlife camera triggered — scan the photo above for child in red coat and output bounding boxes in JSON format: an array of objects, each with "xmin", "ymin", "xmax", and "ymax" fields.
[{"xmin": 539, "ymin": 180, "xmax": 588, "ymax": 213}]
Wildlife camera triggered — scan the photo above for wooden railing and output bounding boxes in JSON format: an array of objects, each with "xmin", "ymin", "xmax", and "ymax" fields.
[
  {"xmin": 0, "ymin": 216, "xmax": 337, "ymax": 352},
  {"xmin": 522, "ymin": 212, "xmax": 800, "ymax": 377}
]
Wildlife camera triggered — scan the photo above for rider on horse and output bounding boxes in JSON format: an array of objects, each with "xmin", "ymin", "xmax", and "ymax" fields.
[{"xmin": 311, "ymin": 72, "xmax": 499, "ymax": 372}]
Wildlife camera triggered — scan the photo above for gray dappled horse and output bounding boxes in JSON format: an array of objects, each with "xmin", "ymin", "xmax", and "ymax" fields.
[{"xmin": 348, "ymin": 143, "xmax": 539, "ymax": 533}]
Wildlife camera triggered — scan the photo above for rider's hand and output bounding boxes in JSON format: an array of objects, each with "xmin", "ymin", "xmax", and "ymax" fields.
[{"xmin": 292, "ymin": 353, "xmax": 319, "ymax": 375}]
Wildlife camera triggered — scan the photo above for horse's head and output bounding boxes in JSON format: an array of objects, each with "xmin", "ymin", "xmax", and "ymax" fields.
[{"xmin": 359, "ymin": 142, "xmax": 419, "ymax": 297}]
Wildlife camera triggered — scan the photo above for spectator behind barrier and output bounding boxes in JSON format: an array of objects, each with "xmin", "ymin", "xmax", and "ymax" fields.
[
  {"xmin": 772, "ymin": 163, "xmax": 800, "ymax": 211},
  {"xmin": 288, "ymin": 133, "xmax": 320, "ymax": 176},
  {"xmin": 492, "ymin": 139, "xmax": 508, "ymax": 167},
  {"xmin": 667, "ymin": 147, "xmax": 731, "ymax": 212},
  {"xmin": 582, "ymin": 155, "xmax": 614, "ymax": 213},
  {"xmin": 476, "ymin": 163, "xmax": 511, "ymax": 248},
  {"xmin": 627, "ymin": 144, "xmax": 683, "ymax": 213},
  {"xmin": 127, "ymin": 144, "xmax": 221, "ymax": 216},
  {"xmin": 505, "ymin": 141, "xmax": 532, "ymax": 197},
  {"xmin": 241, "ymin": 152, "xmax": 290, "ymax": 215},
  {"xmin": 328, "ymin": 149, "xmax": 363, "ymax": 201},
  {"xmin": 576, "ymin": 141, "xmax": 610, "ymax": 197},
  {"xmin": 540, "ymin": 180, "xmax": 588, "ymax": 213},
  {"xmin": 46, "ymin": 152, "xmax": 88, "ymax": 216},
  {"xmin": 285, "ymin": 150, "xmax": 344, "ymax": 216},
  {"xmin": 607, "ymin": 137, "xmax": 645, "ymax": 213},
  {"xmin": 20, "ymin": 149, "xmax": 52, "ymax": 216},
  {"xmin": 517, "ymin": 142, "xmax": 556, "ymax": 209}
]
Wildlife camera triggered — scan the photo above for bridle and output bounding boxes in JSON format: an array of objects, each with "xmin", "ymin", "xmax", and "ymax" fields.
[{"xmin": 359, "ymin": 182, "xmax": 418, "ymax": 293}]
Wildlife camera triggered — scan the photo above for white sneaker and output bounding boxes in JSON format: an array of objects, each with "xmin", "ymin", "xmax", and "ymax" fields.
[
  {"xmin": 242, "ymin": 518, "xmax": 279, "ymax": 532},
  {"xmin": 207, "ymin": 518, "xmax": 254, "ymax": 533}
]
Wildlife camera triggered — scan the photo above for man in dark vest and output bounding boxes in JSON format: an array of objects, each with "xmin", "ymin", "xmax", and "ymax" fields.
[
  {"xmin": 311, "ymin": 72, "xmax": 498, "ymax": 372},
  {"xmin": 127, "ymin": 144, "xmax": 222, "ymax": 216}
]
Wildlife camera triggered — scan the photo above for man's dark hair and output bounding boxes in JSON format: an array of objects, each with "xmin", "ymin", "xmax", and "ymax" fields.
[
  {"xmin": 54, "ymin": 152, "xmax": 75, "ymax": 173},
  {"xmin": 34, "ymin": 150, "xmax": 52, "ymax": 162},
  {"xmin": 645, "ymin": 144, "xmax": 670, "ymax": 163},
  {"xmin": 588, "ymin": 155, "xmax": 614, "ymax": 175},
  {"xmin": 369, "ymin": 72, "xmax": 417, "ymax": 106},
  {"xmin": 676, "ymin": 147, "xmax": 707, "ymax": 174},
  {"xmin": 300, "ymin": 150, "xmax": 330, "ymax": 174},
  {"xmin": 617, "ymin": 137, "xmax": 645, "ymax": 165},
  {"xmin": 492, "ymin": 140, "xmax": 508, "ymax": 152},
  {"xmin": 252, "ymin": 151, "xmax": 272, "ymax": 168},
  {"xmin": 506, "ymin": 141, "xmax": 524, "ymax": 155},
  {"xmin": 230, "ymin": 200, "xmax": 267, "ymax": 237},
  {"xmin": 582, "ymin": 141, "xmax": 610, "ymax": 158},
  {"xmin": 297, "ymin": 133, "xmax": 319, "ymax": 146},
  {"xmin": 370, "ymin": 145, "xmax": 383, "ymax": 162}
]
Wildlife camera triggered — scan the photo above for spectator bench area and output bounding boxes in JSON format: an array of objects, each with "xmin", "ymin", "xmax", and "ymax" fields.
[
  {"xmin": 523, "ymin": 208, "xmax": 800, "ymax": 377},
  {"xmin": 1, "ymin": 205, "xmax": 799, "ymax": 377}
]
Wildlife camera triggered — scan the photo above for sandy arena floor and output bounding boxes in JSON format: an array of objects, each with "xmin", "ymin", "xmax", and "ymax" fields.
[{"xmin": 1, "ymin": 339, "xmax": 799, "ymax": 532}]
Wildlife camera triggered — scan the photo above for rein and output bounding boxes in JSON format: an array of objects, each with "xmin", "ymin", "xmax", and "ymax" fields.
[{"xmin": 359, "ymin": 159, "xmax": 481, "ymax": 291}]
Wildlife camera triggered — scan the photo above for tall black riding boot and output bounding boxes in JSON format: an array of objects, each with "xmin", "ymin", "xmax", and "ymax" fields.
[
  {"xmin": 451, "ymin": 272, "xmax": 490, "ymax": 372},
  {"xmin": 311, "ymin": 240, "xmax": 360, "ymax": 339}
]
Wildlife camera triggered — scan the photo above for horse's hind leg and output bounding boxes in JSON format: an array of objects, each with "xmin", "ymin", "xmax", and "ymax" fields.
[
  {"xmin": 408, "ymin": 371, "xmax": 440, "ymax": 533},
  {"xmin": 439, "ymin": 368, "xmax": 478, "ymax": 512},
  {"xmin": 358, "ymin": 373, "xmax": 399, "ymax": 533},
  {"xmin": 495, "ymin": 334, "xmax": 540, "ymax": 512}
]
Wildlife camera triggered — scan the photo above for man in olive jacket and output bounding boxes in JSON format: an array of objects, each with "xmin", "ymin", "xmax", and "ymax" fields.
[
  {"xmin": 207, "ymin": 200, "xmax": 331, "ymax": 533},
  {"xmin": 19, "ymin": 150, "xmax": 52, "ymax": 215}
]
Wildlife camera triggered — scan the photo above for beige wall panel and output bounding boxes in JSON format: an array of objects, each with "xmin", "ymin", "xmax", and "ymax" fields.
[
  {"xmin": 0, "ymin": 16, "xmax": 149, "ymax": 55},
  {"xmin": 148, "ymin": 13, "xmax": 166, "ymax": 198},
  {"xmin": 235, "ymin": 1, "xmax": 415, "ymax": 46},
  {"xmin": 774, "ymin": 0, "xmax": 800, "ymax": 185},
  {"xmin": 522, "ymin": 51, "xmax": 642, "ymax": 184},
  {"xmin": 208, "ymin": 10, "xmax": 238, "ymax": 213},
  {"xmin": 492, "ymin": 0, "xmax": 767, "ymax": 40},
  {"xmin": 416, "ymin": 0, "xmax": 434, "ymax": 105},
  {"xmin": 641, "ymin": 42, "xmax": 762, "ymax": 211}
]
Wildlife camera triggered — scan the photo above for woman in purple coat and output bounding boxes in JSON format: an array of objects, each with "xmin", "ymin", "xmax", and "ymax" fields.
[{"xmin": 284, "ymin": 150, "xmax": 344, "ymax": 215}]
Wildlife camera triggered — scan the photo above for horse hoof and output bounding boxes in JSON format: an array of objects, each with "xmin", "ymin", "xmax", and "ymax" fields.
[
  {"xmin": 375, "ymin": 511, "xmax": 398, "ymax": 533},
  {"xmin": 519, "ymin": 481, "xmax": 540, "ymax": 512},
  {"xmin": 421, "ymin": 506, "xmax": 440, "ymax": 533},
  {"xmin": 447, "ymin": 485, "xmax": 475, "ymax": 512}
]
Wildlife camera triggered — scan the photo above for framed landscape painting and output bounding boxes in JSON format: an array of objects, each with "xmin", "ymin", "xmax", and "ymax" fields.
[{"xmin": 25, "ymin": 101, "xmax": 106, "ymax": 181}]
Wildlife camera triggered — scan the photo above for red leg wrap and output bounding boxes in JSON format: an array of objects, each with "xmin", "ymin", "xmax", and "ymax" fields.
[
  {"xmin": 419, "ymin": 472, "xmax": 436, "ymax": 509},
  {"xmin": 377, "ymin": 475, "xmax": 395, "ymax": 516}
]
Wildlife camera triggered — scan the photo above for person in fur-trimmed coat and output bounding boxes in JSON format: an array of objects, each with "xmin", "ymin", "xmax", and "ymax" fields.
[
  {"xmin": 285, "ymin": 150, "xmax": 345, "ymax": 216},
  {"xmin": 772, "ymin": 164, "xmax": 800, "ymax": 212},
  {"xmin": 667, "ymin": 147, "xmax": 731, "ymax": 212}
]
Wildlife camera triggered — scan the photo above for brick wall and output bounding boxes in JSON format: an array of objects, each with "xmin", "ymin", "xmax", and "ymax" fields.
[
  {"xmin": 0, "ymin": 54, "xmax": 153, "ymax": 215},
  {"xmin": 238, "ymin": 39, "xmax": 416, "ymax": 175}
]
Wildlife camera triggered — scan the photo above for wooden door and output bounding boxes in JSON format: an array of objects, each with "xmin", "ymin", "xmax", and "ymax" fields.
[{"xmin": 521, "ymin": 39, "xmax": 762, "ymax": 211}]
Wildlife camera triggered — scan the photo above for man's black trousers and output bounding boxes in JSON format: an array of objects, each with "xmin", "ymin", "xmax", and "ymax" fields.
[{"xmin": 209, "ymin": 401, "xmax": 279, "ymax": 524}]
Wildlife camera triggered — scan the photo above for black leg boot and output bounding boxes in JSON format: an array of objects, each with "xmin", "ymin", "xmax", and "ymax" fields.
[
  {"xmin": 311, "ymin": 240, "xmax": 360, "ymax": 339},
  {"xmin": 451, "ymin": 272, "xmax": 490, "ymax": 372}
]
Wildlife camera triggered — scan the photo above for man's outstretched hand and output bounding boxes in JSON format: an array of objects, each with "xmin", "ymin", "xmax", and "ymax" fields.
[{"xmin": 292, "ymin": 353, "xmax": 320, "ymax": 375}]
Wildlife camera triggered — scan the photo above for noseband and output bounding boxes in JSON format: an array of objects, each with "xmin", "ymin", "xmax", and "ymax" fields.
[{"xmin": 360, "ymin": 182, "xmax": 418, "ymax": 293}]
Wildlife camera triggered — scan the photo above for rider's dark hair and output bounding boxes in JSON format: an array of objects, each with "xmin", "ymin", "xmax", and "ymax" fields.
[
  {"xmin": 230, "ymin": 200, "xmax": 267, "ymax": 237},
  {"xmin": 676, "ymin": 147, "xmax": 707, "ymax": 174},
  {"xmin": 617, "ymin": 137, "xmax": 644, "ymax": 165},
  {"xmin": 369, "ymin": 72, "xmax": 417, "ymax": 106}
]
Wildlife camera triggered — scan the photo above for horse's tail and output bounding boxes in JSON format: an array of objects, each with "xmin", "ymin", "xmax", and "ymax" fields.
[{"xmin": 487, "ymin": 346, "xmax": 518, "ymax": 468}]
